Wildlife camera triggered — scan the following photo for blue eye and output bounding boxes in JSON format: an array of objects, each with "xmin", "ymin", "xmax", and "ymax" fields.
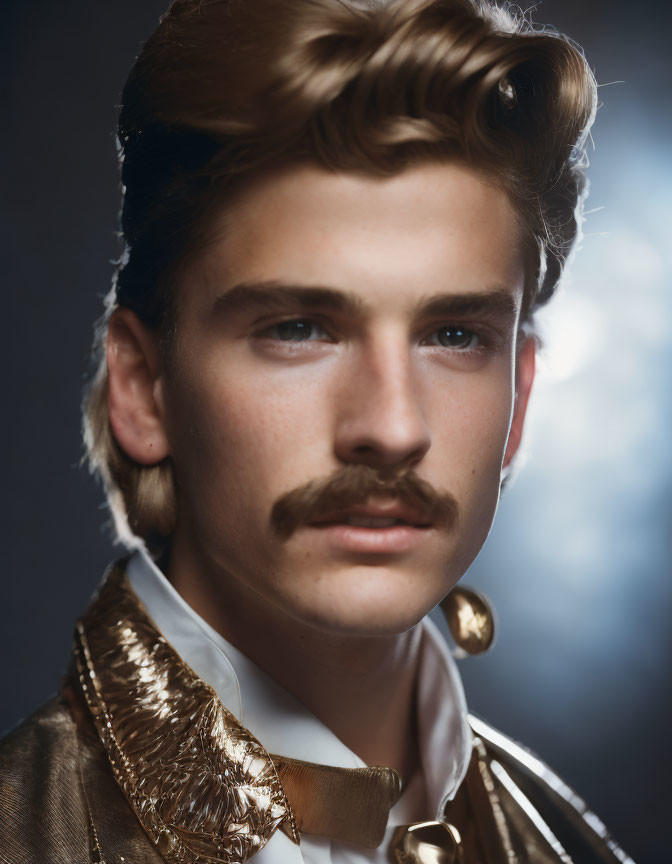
[
  {"xmin": 430, "ymin": 326, "xmax": 480, "ymax": 350},
  {"xmin": 263, "ymin": 319, "xmax": 328, "ymax": 342}
]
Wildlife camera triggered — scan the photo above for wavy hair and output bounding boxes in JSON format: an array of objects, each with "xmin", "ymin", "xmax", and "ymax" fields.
[{"xmin": 84, "ymin": 0, "xmax": 597, "ymax": 545}]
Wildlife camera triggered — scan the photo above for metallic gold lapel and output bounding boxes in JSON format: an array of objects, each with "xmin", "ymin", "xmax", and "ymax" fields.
[{"xmin": 74, "ymin": 563, "xmax": 298, "ymax": 864}]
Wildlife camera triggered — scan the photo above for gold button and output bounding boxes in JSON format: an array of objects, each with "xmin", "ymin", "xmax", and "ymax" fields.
[
  {"xmin": 156, "ymin": 829, "xmax": 177, "ymax": 855},
  {"xmin": 390, "ymin": 820, "xmax": 463, "ymax": 864}
]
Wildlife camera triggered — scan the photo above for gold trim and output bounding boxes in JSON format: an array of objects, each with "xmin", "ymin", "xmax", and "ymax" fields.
[{"xmin": 74, "ymin": 564, "xmax": 296, "ymax": 863}]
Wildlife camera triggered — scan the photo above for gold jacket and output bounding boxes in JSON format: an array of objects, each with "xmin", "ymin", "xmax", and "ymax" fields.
[{"xmin": 0, "ymin": 562, "xmax": 631, "ymax": 864}]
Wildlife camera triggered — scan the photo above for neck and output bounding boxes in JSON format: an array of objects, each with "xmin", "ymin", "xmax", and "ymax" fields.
[{"xmin": 165, "ymin": 539, "xmax": 424, "ymax": 786}]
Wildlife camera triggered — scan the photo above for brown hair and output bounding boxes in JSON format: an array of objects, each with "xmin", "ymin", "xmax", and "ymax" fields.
[{"xmin": 84, "ymin": 0, "xmax": 597, "ymax": 545}]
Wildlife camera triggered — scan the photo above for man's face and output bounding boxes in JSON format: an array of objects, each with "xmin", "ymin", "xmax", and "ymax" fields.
[{"xmin": 159, "ymin": 160, "xmax": 532, "ymax": 635}]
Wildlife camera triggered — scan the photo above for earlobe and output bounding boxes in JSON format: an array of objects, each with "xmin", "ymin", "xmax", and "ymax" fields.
[
  {"xmin": 106, "ymin": 308, "xmax": 171, "ymax": 465},
  {"xmin": 502, "ymin": 336, "xmax": 536, "ymax": 469}
]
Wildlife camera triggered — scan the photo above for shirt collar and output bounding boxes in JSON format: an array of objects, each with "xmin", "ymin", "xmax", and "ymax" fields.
[{"xmin": 126, "ymin": 547, "xmax": 472, "ymax": 823}]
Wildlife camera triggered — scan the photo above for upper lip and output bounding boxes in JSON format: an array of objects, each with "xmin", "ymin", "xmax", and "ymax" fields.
[{"xmin": 307, "ymin": 499, "xmax": 433, "ymax": 527}]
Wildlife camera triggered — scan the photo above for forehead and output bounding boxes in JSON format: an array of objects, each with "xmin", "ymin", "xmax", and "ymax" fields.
[{"xmin": 186, "ymin": 160, "xmax": 526, "ymax": 314}]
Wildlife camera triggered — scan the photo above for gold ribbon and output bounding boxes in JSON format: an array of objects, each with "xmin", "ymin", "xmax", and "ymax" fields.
[{"xmin": 273, "ymin": 755, "xmax": 401, "ymax": 847}]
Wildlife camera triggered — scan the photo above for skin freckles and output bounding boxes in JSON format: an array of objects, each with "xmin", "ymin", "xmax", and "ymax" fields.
[
  {"xmin": 107, "ymin": 158, "xmax": 535, "ymax": 782},
  {"xmin": 155, "ymin": 159, "xmax": 533, "ymax": 638}
]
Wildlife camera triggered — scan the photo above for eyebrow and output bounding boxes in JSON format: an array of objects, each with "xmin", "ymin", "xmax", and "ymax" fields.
[
  {"xmin": 213, "ymin": 281, "xmax": 365, "ymax": 315},
  {"xmin": 213, "ymin": 280, "xmax": 519, "ymax": 321},
  {"xmin": 418, "ymin": 289, "xmax": 519, "ymax": 321}
]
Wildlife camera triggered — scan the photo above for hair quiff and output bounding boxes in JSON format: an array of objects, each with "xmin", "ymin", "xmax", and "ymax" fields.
[{"xmin": 84, "ymin": 0, "xmax": 597, "ymax": 546}]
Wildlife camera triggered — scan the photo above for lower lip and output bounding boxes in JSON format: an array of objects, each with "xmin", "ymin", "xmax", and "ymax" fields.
[{"xmin": 303, "ymin": 523, "xmax": 432, "ymax": 554}]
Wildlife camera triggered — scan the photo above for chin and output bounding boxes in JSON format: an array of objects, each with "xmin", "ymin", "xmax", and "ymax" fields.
[{"xmin": 277, "ymin": 563, "xmax": 453, "ymax": 637}]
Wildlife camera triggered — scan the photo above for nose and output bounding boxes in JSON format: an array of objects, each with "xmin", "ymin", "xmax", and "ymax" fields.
[{"xmin": 333, "ymin": 336, "xmax": 431, "ymax": 471}]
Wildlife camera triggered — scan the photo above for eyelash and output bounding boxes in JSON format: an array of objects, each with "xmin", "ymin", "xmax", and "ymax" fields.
[
  {"xmin": 420, "ymin": 326, "xmax": 483, "ymax": 351},
  {"xmin": 255, "ymin": 318, "xmax": 490, "ymax": 353},
  {"xmin": 258, "ymin": 319, "xmax": 332, "ymax": 343}
]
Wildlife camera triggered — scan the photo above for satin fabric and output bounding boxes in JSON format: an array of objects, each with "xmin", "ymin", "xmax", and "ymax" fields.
[{"xmin": 0, "ymin": 557, "xmax": 634, "ymax": 864}]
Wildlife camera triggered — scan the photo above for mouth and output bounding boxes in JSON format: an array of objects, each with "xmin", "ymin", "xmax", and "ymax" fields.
[
  {"xmin": 303, "ymin": 500, "xmax": 434, "ymax": 554},
  {"xmin": 307, "ymin": 501, "xmax": 433, "ymax": 529},
  {"xmin": 327, "ymin": 515, "xmax": 426, "ymax": 528}
]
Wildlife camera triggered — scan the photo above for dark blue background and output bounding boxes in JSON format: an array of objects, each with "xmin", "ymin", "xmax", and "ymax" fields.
[{"xmin": 3, "ymin": 3, "xmax": 670, "ymax": 862}]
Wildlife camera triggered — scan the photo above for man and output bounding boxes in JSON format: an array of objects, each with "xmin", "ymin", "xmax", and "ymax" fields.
[{"xmin": 0, "ymin": 0, "xmax": 633, "ymax": 862}]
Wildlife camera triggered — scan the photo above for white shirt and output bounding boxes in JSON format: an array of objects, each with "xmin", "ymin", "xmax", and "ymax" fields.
[{"xmin": 127, "ymin": 549, "xmax": 472, "ymax": 864}]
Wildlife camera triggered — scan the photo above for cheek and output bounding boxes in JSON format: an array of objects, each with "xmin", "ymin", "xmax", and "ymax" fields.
[
  {"xmin": 428, "ymin": 365, "xmax": 514, "ymax": 480},
  {"xmin": 426, "ymin": 371, "xmax": 513, "ymax": 577},
  {"xmin": 165, "ymin": 360, "xmax": 329, "ymax": 524}
]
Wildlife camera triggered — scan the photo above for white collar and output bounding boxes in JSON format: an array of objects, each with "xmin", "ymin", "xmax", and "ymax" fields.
[{"xmin": 126, "ymin": 548, "xmax": 472, "ymax": 829}]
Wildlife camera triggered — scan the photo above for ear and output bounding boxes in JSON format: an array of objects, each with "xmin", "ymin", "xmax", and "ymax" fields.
[
  {"xmin": 106, "ymin": 307, "xmax": 171, "ymax": 465},
  {"xmin": 502, "ymin": 335, "xmax": 536, "ymax": 469}
]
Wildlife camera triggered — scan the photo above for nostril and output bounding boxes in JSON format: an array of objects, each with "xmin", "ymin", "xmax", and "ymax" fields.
[
  {"xmin": 345, "ymin": 441, "xmax": 430, "ymax": 471},
  {"xmin": 352, "ymin": 444, "xmax": 378, "ymax": 456}
]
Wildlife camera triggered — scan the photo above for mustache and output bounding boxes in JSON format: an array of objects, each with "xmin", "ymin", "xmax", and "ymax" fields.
[{"xmin": 271, "ymin": 464, "xmax": 458, "ymax": 540}]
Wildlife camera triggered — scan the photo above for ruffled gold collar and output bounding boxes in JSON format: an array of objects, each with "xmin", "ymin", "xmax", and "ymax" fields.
[{"xmin": 73, "ymin": 562, "xmax": 400, "ymax": 863}]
